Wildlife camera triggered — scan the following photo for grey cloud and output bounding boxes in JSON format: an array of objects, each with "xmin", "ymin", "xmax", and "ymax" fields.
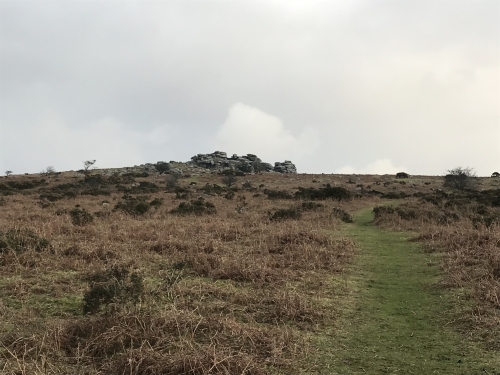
[{"xmin": 1, "ymin": 1, "xmax": 498, "ymax": 175}]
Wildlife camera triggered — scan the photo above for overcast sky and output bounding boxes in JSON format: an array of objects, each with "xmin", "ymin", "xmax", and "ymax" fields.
[{"xmin": 1, "ymin": 1, "xmax": 498, "ymax": 176}]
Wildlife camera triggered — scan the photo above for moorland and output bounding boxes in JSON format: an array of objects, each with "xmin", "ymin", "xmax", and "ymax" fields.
[{"xmin": 0, "ymin": 168, "xmax": 499, "ymax": 374}]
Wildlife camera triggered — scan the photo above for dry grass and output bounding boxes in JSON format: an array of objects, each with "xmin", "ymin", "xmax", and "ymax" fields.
[{"xmin": 0, "ymin": 172, "xmax": 358, "ymax": 374}]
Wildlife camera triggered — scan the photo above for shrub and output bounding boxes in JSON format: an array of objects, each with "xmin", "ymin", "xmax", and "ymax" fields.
[
  {"xmin": 114, "ymin": 195, "xmax": 151, "ymax": 216},
  {"xmin": 444, "ymin": 167, "xmax": 477, "ymax": 191},
  {"xmin": 0, "ymin": 228, "xmax": 51, "ymax": 254},
  {"xmin": 396, "ymin": 172, "xmax": 409, "ymax": 178},
  {"xmin": 300, "ymin": 201, "xmax": 324, "ymax": 211},
  {"xmin": 294, "ymin": 185, "xmax": 351, "ymax": 201},
  {"xmin": 149, "ymin": 198, "xmax": 163, "ymax": 207},
  {"xmin": 171, "ymin": 199, "xmax": 217, "ymax": 215},
  {"xmin": 492, "ymin": 172, "xmax": 500, "ymax": 178},
  {"xmin": 269, "ymin": 207, "xmax": 302, "ymax": 221},
  {"xmin": 263, "ymin": 189, "xmax": 293, "ymax": 200},
  {"xmin": 165, "ymin": 174, "xmax": 179, "ymax": 190},
  {"xmin": 128, "ymin": 181, "xmax": 159, "ymax": 194},
  {"xmin": 221, "ymin": 174, "xmax": 237, "ymax": 187},
  {"xmin": 154, "ymin": 161, "xmax": 170, "ymax": 174},
  {"xmin": 69, "ymin": 208, "xmax": 94, "ymax": 226},
  {"xmin": 331, "ymin": 207, "xmax": 353, "ymax": 223},
  {"xmin": 82, "ymin": 265, "xmax": 144, "ymax": 315}
]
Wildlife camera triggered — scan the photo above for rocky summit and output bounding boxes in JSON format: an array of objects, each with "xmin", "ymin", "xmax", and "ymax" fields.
[
  {"xmin": 189, "ymin": 151, "xmax": 297, "ymax": 174},
  {"xmin": 92, "ymin": 151, "xmax": 296, "ymax": 176}
]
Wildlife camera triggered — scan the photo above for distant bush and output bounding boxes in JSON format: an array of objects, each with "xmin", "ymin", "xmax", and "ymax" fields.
[
  {"xmin": 0, "ymin": 228, "xmax": 51, "ymax": 254},
  {"xmin": 166, "ymin": 174, "xmax": 179, "ymax": 190},
  {"xmin": 221, "ymin": 174, "xmax": 237, "ymax": 187},
  {"xmin": 300, "ymin": 201, "xmax": 324, "ymax": 211},
  {"xmin": 128, "ymin": 181, "xmax": 159, "ymax": 194},
  {"xmin": 171, "ymin": 199, "xmax": 216, "ymax": 215},
  {"xmin": 331, "ymin": 207, "xmax": 353, "ymax": 223},
  {"xmin": 83, "ymin": 265, "xmax": 144, "ymax": 315},
  {"xmin": 0, "ymin": 197, "xmax": 5, "ymax": 206},
  {"xmin": 69, "ymin": 207, "xmax": 94, "ymax": 226},
  {"xmin": 201, "ymin": 183, "xmax": 228, "ymax": 196},
  {"xmin": 4, "ymin": 179, "xmax": 46, "ymax": 191},
  {"xmin": 263, "ymin": 189, "xmax": 293, "ymax": 200},
  {"xmin": 269, "ymin": 207, "xmax": 302, "ymax": 221},
  {"xmin": 149, "ymin": 198, "xmax": 163, "ymax": 207},
  {"xmin": 444, "ymin": 167, "xmax": 477, "ymax": 191},
  {"xmin": 396, "ymin": 172, "xmax": 410, "ymax": 179},
  {"xmin": 114, "ymin": 195, "xmax": 152, "ymax": 216},
  {"xmin": 294, "ymin": 185, "xmax": 351, "ymax": 201},
  {"xmin": 154, "ymin": 161, "xmax": 170, "ymax": 174},
  {"xmin": 492, "ymin": 172, "xmax": 500, "ymax": 178}
]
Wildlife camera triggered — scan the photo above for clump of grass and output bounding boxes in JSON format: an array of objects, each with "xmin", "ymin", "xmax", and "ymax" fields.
[
  {"xmin": 0, "ymin": 228, "xmax": 51, "ymax": 254},
  {"xmin": 69, "ymin": 207, "xmax": 94, "ymax": 226},
  {"xmin": 171, "ymin": 199, "xmax": 217, "ymax": 215},
  {"xmin": 300, "ymin": 201, "xmax": 324, "ymax": 211},
  {"xmin": 263, "ymin": 189, "xmax": 293, "ymax": 199},
  {"xmin": 331, "ymin": 207, "xmax": 353, "ymax": 223},
  {"xmin": 269, "ymin": 207, "xmax": 302, "ymax": 221},
  {"xmin": 83, "ymin": 265, "xmax": 144, "ymax": 315}
]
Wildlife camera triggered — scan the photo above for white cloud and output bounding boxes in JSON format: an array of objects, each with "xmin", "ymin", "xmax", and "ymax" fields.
[
  {"xmin": 214, "ymin": 102, "xmax": 320, "ymax": 163},
  {"xmin": 337, "ymin": 159, "xmax": 408, "ymax": 175}
]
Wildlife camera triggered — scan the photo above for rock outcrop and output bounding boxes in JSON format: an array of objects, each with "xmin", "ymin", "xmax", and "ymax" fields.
[{"xmin": 90, "ymin": 151, "xmax": 296, "ymax": 176}]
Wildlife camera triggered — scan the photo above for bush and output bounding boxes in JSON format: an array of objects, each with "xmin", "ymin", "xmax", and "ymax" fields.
[
  {"xmin": 263, "ymin": 189, "xmax": 293, "ymax": 200},
  {"xmin": 171, "ymin": 199, "xmax": 216, "ymax": 215},
  {"xmin": 294, "ymin": 185, "xmax": 351, "ymax": 201},
  {"xmin": 300, "ymin": 201, "xmax": 324, "ymax": 211},
  {"xmin": 444, "ymin": 167, "xmax": 477, "ymax": 191},
  {"xmin": 492, "ymin": 172, "xmax": 500, "ymax": 178},
  {"xmin": 221, "ymin": 174, "xmax": 237, "ymax": 187},
  {"xmin": 114, "ymin": 195, "xmax": 152, "ymax": 216},
  {"xmin": 165, "ymin": 174, "xmax": 179, "ymax": 190},
  {"xmin": 331, "ymin": 207, "xmax": 353, "ymax": 223},
  {"xmin": 396, "ymin": 172, "xmax": 409, "ymax": 178},
  {"xmin": 0, "ymin": 228, "xmax": 51, "ymax": 254},
  {"xmin": 83, "ymin": 265, "xmax": 144, "ymax": 315},
  {"xmin": 69, "ymin": 208, "xmax": 94, "ymax": 226},
  {"xmin": 269, "ymin": 208, "xmax": 302, "ymax": 221},
  {"xmin": 128, "ymin": 181, "xmax": 159, "ymax": 194},
  {"xmin": 154, "ymin": 161, "xmax": 170, "ymax": 174}
]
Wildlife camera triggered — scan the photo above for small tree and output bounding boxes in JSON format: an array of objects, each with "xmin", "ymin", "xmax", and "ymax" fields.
[
  {"xmin": 444, "ymin": 167, "xmax": 477, "ymax": 191},
  {"xmin": 221, "ymin": 174, "xmax": 237, "ymax": 187},
  {"xmin": 154, "ymin": 162, "xmax": 170, "ymax": 175},
  {"xmin": 83, "ymin": 160, "xmax": 96, "ymax": 175},
  {"xmin": 5, "ymin": 171, "xmax": 12, "ymax": 177},
  {"xmin": 42, "ymin": 166, "xmax": 57, "ymax": 176}
]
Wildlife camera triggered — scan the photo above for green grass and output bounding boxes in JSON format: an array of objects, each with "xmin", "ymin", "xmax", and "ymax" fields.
[{"xmin": 310, "ymin": 207, "xmax": 499, "ymax": 374}]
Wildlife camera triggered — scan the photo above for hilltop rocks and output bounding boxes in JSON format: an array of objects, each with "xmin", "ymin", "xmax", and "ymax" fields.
[
  {"xmin": 86, "ymin": 151, "xmax": 296, "ymax": 176},
  {"xmin": 274, "ymin": 161, "xmax": 297, "ymax": 174},
  {"xmin": 189, "ymin": 151, "xmax": 295, "ymax": 174}
]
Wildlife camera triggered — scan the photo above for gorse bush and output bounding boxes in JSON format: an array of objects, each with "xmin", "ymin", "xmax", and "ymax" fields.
[
  {"xmin": 294, "ymin": 185, "xmax": 351, "ymax": 201},
  {"xmin": 269, "ymin": 207, "xmax": 302, "ymax": 221},
  {"xmin": 444, "ymin": 167, "xmax": 477, "ymax": 191},
  {"xmin": 0, "ymin": 228, "xmax": 51, "ymax": 254},
  {"xmin": 69, "ymin": 208, "xmax": 94, "ymax": 226},
  {"xmin": 171, "ymin": 199, "xmax": 217, "ymax": 215},
  {"xmin": 300, "ymin": 201, "xmax": 324, "ymax": 211},
  {"xmin": 263, "ymin": 189, "xmax": 293, "ymax": 200},
  {"xmin": 83, "ymin": 265, "xmax": 144, "ymax": 315},
  {"xmin": 114, "ymin": 195, "xmax": 152, "ymax": 216},
  {"xmin": 331, "ymin": 207, "xmax": 353, "ymax": 223}
]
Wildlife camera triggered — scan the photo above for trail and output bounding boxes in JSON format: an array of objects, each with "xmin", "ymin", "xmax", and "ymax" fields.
[{"xmin": 314, "ymin": 207, "xmax": 499, "ymax": 374}]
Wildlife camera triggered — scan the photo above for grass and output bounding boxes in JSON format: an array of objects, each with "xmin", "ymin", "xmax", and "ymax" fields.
[{"xmin": 311, "ymin": 207, "xmax": 499, "ymax": 374}]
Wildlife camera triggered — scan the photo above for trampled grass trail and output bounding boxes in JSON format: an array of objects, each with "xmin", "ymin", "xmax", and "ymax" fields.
[{"xmin": 313, "ymin": 207, "xmax": 499, "ymax": 374}]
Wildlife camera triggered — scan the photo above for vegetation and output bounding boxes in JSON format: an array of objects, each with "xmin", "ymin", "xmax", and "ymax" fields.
[
  {"xmin": 444, "ymin": 166, "xmax": 478, "ymax": 191},
  {"xmin": 0, "ymin": 170, "xmax": 498, "ymax": 374}
]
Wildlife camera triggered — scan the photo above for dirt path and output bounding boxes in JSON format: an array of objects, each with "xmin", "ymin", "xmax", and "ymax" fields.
[{"xmin": 313, "ymin": 207, "xmax": 499, "ymax": 374}]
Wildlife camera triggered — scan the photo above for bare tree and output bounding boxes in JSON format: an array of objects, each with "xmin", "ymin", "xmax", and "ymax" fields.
[
  {"xmin": 42, "ymin": 166, "xmax": 57, "ymax": 176},
  {"xmin": 83, "ymin": 160, "xmax": 96, "ymax": 174},
  {"xmin": 443, "ymin": 167, "xmax": 477, "ymax": 191},
  {"xmin": 5, "ymin": 171, "xmax": 12, "ymax": 177}
]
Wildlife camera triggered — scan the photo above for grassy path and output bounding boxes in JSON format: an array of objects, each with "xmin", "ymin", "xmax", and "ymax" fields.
[{"xmin": 313, "ymin": 207, "xmax": 499, "ymax": 374}]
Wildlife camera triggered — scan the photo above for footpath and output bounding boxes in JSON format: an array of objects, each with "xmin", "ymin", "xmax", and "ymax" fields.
[{"xmin": 314, "ymin": 207, "xmax": 499, "ymax": 374}]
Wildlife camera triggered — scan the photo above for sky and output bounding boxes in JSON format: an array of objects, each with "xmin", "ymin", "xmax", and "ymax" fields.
[{"xmin": 0, "ymin": 0, "xmax": 499, "ymax": 176}]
